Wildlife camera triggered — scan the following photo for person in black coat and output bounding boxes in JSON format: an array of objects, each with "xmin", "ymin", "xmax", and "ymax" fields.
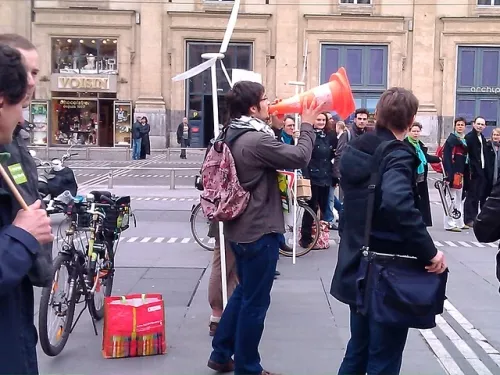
[
  {"xmin": 403, "ymin": 122, "xmax": 440, "ymax": 226},
  {"xmin": 331, "ymin": 87, "xmax": 446, "ymax": 375},
  {"xmin": 139, "ymin": 116, "xmax": 151, "ymax": 159},
  {"xmin": 299, "ymin": 112, "xmax": 336, "ymax": 248},
  {"xmin": 442, "ymin": 117, "xmax": 469, "ymax": 231},
  {"xmin": 464, "ymin": 116, "xmax": 489, "ymax": 226},
  {"xmin": 474, "ymin": 178, "xmax": 500, "ymax": 292}
]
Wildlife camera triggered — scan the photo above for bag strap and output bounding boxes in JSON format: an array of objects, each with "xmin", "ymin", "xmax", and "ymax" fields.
[{"xmin": 362, "ymin": 140, "xmax": 406, "ymax": 251}]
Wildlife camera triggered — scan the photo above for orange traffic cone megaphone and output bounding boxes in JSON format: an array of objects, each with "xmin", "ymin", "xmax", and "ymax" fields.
[{"xmin": 269, "ymin": 67, "xmax": 356, "ymax": 120}]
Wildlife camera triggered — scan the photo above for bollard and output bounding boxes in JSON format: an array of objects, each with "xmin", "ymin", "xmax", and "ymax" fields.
[
  {"xmin": 86, "ymin": 147, "xmax": 90, "ymax": 160},
  {"xmin": 167, "ymin": 148, "xmax": 171, "ymax": 161},
  {"xmin": 108, "ymin": 170, "xmax": 113, "ymax": 189},
  {"xmin": 170, "ymin": 169, "xmax": 175, "ymax": 190}
]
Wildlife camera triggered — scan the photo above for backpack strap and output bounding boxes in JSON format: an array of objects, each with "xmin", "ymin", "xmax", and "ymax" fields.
[{"xmin": 362, "ymin": 140, "xmax": 407, "ymax": 251}]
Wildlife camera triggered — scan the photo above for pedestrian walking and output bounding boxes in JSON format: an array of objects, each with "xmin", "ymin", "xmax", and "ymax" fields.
[
  {"xmin": 131, "ymin": 116, "xmax": 142, "ymax": 160},
  {"xmin": 139, "ymin": 116, "xmax": 150, "ymax": 159},
  {"xmin": 177, "ymin": 117, "xmax": 192, "ymax": 159},
  {"xmin": 207, "ymin": 80, "xmax": 326, "ymax": 375},
  {"xmin": 442, "ymin": 117, "xmax": 469, "ymax": 232},
  {"xmin": 0, "ymin": 42, "xmax": 54, "ymax": 375},
  {"xmin": 404, "ymin": 121, "xmax": 441, "ymax": 226},
  {"xmin": 464, "ymin": 116, "xmax": 489, "ymax": 226}
]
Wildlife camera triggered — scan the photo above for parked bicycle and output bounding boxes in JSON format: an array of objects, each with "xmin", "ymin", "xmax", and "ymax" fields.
[
  {"xmin": 38, "ymin": 191, "xmax": 134, "ymax": 356},
  {"xmin": 189, "ymin": 199, "xmax": 319, "ymax": 257}
]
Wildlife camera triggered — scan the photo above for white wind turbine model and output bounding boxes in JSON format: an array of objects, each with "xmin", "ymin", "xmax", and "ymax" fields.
[
  {"xmin": 172, "ymin": 0, "xmax": 241, "ymax": 310},
  {"xmin": 287, "ymin": 38, "xmax": 308, "ymax": 264}
]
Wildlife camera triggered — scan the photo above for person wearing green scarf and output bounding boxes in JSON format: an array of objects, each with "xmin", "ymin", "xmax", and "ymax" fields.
[{"xmin": 404, "ymin": 122, "xmax": 441, "ymax": 227}]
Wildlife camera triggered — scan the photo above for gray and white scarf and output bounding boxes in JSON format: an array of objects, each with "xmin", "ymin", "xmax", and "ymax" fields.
[{"xmin": 228, "ymin": 115, "xmax": 276, "ymax": 137}]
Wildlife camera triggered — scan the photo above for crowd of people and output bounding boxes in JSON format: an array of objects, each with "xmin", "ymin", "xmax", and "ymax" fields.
[{"xmin": 0, "ymin": 31, "xmax": 499, "ymax": 375}]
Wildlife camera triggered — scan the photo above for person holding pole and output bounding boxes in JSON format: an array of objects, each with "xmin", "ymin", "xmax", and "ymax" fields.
[
  {"xmin": 0, "ymin": 43, "xmax": 54, "ymax": 375},
  {"xmin": 207, "ymin": 81, "xmax": 327, "ymax": 375},
  {"xmin": 0, "ymin": 33, "xmax": 53, "ymax": 288}
]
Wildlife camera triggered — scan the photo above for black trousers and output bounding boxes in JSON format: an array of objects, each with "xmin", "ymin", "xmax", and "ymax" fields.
[
  {"xmin": 300, "ymin": 184, "xmax": 329, "ymax": 245},
  {"xmin": 464, "ymin": 170, "xmax": 488, "ymax": 224}
]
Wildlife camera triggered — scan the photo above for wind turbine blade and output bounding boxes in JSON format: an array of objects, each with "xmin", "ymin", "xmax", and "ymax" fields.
[
  {"xmin": 172, "ymin": 57, "xmax": 217, "ymax": 82},
  {"xmin": 301, "ymin": 39, "xmax": 308, "ymax": 84},
  {"xmin": 220, "ymin": 60, "xmax": 233, "ymax": 88},
  {"xmin": 219, "ymin": 0, "xmax": 241, "ymax": 54}
]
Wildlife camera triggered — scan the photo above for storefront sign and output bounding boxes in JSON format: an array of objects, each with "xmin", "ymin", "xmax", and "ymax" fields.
[
  {"xmin": 470, "ymin": 86, "xmax": 500, "ymax": 94},
  {"xmin": 50, "ymin": 74, "xmax": 117, "ymax": 92}
]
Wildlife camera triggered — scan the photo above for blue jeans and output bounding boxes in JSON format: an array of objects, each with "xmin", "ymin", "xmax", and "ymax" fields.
[
  {"xmin": 324, "ymin": 186, "xmax": 343, "ymax": 223},
  {"xmin": 132, "ymin": 138, "xmax": 142, "ymax": 160},
  {"xmin": 338, "ymin": 306, "xmax": 409, "ymax": 375},
  {"xmin": 210, "ymin": 233, "xmax": 280, "ymax": 375}
]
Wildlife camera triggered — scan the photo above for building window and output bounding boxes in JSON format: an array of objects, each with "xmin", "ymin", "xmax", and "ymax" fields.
[
  {"xmin": 456, "ymin": 46, "xmax": 500, "ymax": 136},
  {"xmin": 340, "ymin": 0, "xmax": 372, "ymax": 4},
  {"xmin": 321, "ymin": 44, "xmax": 387, "ymax": 122},
  {"xmin": 186, "ymin": 42, "xmax": 252, "ymax": 147},
  {"xmin": 52, "ymin": 38, "xmax": 118, "ymax": 74},
  {"xmin": 477, "ymin": 0, "xmax": 500, "ymax": 5}
]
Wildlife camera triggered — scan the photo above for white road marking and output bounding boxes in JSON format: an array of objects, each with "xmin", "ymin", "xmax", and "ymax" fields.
[
  {"xmin": 472, "ymin": 242, "xmax": 486, "ymax": 248},
  {"xmin": 436, "ymin": 315, "xmax": 493, "ymax": 375},
  {"xmin": 434, "ymin": 241, "xmax": 444, "ymax": 247},
  {"xmin": 127, "ymin": 237, "xmax": 138, "ymax": 243},
  {"xmin": 154, "ymin": 237, "xmax": 164, "ymax": 243},
  {"xmin": 458, "ymin": 241, "xmax": 472, "ymax": 247},
  {"xmin": 445, "ymin": 300, "xmax": 500, "ymax": 368},
  {"xmin": 419, "ymin": 329, "xmax": 465, "ymax": 375},
  {"xmin": 444, "ymin": 241, "xmax": 458, "ymax": 247},
  {"xmin": 181, "ymin": 238, "xmax": 190, "ymax": 243},
  {"xmin": 140, "ymin": 237, "xmax": 151, "ymax": 243},
  {"xmin": 167, "ymin": 237, "xmax": 177, "ymax": 243}
]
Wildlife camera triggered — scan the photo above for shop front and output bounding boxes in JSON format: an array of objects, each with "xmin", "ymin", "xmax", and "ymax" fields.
[{"xmin": 33, "ymin": 73, "xmax": 133, "ymax": 147}]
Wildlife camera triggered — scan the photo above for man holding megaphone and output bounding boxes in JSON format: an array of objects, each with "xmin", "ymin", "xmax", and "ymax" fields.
[{"xmin": 207, "ymin": 80, "xmax": 328, "ymax": 375}]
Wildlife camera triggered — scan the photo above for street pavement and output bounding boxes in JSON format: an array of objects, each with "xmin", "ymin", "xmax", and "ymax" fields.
[{"xmin": 36, "ymin": 177, "xmax": 500, "ymax": 375}]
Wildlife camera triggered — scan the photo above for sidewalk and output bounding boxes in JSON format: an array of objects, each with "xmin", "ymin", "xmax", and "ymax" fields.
[{"xmin": 38, "ymin": 242, "xmax": 446, "ymax": 375}]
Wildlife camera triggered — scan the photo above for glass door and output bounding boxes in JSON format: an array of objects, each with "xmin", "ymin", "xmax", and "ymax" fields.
[
  {"xmin": 113, "ymin": 101, "xmax": 132, "ymax": 147},
  {"xmin": 30, "ymin": 100, "xmax": 49, "ymax": 145}
]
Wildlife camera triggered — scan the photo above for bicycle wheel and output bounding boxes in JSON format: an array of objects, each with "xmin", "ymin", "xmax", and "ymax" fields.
[
  {"xmin": 88, "ymin": 240, "xmax": 114, "ymax": 321},
  {"xmin": 190, "ymin": 203, "xmax": 215, "ymax": 251},
  {"xmin": 38, "ymin": 254, "xmax": 77, "ymax": 356},
  {"xmin": 279, "ymin": 201, "xmax": 320, "ymax": 258}
]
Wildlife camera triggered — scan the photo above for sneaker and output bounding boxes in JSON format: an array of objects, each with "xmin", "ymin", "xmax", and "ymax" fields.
[
  {"xmin": 461, "ymin": 224, "xmax": 471, "ymax": 230},
  {"xmin": 445, "ymin": 227, "xmax": 462, "ymax": 232}
]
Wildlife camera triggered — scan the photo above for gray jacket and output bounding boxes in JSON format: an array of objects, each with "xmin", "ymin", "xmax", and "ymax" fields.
[{"xmin": 224, "ymin": 123, "xmax": 316, "ymax": 243}]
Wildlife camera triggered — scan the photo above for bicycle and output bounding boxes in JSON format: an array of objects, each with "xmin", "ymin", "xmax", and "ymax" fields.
[
  {"xmin": 190, "ymin": 199, "xmax": 319, "ymax": 257},
  {"xmin": 38, "ymin": 191, "xmax": 133, "ymax": 356}
]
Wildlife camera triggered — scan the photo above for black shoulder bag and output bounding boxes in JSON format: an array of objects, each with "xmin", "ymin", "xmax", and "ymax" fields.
[{"xmin": 355, "ymin": 141, "xmax": 448, "ymax": 329}]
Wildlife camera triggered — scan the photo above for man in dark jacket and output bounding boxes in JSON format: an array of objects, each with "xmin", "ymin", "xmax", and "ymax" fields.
[
  {"xmin": 0, "ymin": 43, "xmax": 54, "ymax": 375},
  {"xmin": 464, "ymin": 116, "xmax": 489, "ymax": 226},
  {"xmin": 474, "ymin": 179, "xmax": 500, "ymax": 295},
  {"xmin": 131, "ymin": 116, "xmax": 142, "ymax": 160},
  {"xmin": 0, "ymin": 34, "xmax": 53, "ymax": 289},
  {"xmin": 207, "ymin": 81, "xmax": 326, "ymax": 375},
  {"xmin": 176, "ymin": 117, "xmax": 192, "ymax": 159},
  {"xmin": 330, "ymin": 87, "xmax": 446, "ymax": 375}
]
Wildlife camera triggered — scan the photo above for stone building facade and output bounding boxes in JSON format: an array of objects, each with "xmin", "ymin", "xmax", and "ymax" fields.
[{"xmin": 1, "ymin": 0, "xmax": 500, "ymax": 151}]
